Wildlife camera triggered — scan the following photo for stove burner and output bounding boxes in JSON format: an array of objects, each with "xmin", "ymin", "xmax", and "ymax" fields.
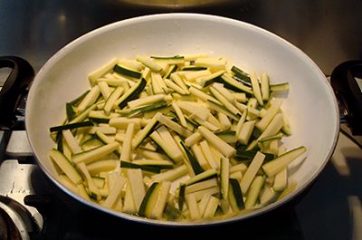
[
  {"xmin": 0, "ymin": 206, "xmax": 22, "ymax": 240},
  {"xmin": 0, "ymin": 196, "xmax": 35, "ymax": 240}
]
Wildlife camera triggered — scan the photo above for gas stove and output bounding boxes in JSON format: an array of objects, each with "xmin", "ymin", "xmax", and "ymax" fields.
[
  {"xmin": 0, "ymin": 65, "xmax": 361, "ymax": 240},
  {"xmin": 0, "ymin": 90, "xmax": 305, "ymax": 239}
]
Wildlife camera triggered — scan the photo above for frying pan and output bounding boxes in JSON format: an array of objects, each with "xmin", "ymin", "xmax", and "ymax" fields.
[{"xmin": 20, "ymin": 13, "xmax": 339, "ymax": 225}]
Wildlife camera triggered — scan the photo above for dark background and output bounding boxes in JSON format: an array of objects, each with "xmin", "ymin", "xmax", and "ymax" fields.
[{"xmin": 1, "ymin": 0, "xmax": 362, "ymax": 74}]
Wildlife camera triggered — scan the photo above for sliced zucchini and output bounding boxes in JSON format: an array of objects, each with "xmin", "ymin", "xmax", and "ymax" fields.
[
  {"xmin": 66, "ymin": 103, "xmax": 77, "ymax": 121},
  {"xmin": 178, "ymin": 184, "xmax": 186, "ymax": 211},
  {"xmin": 184, "ymin": 169, "xmax": 217, "ymax": 186},
  {"xmin": 155, "ymin": 113, "xmax": 192, "ymax": 137},
  {"xmin": 194, "ymin": 57, "xmax": 226, "ymax": 68},
  {"xmin": 262, "ymin": 146, "xmax": 306, "ymax": 177},
  {"xmin": 260, "ymin": 73, "xmax": 270, "ymax": 101},
  {"xmin": 170, "ymin": 73, "xmax": 189, "ymax": 92},
  {"xmin": 198, "ymin": 70, "xmax": 225, "ymax": 87},
  {"xmin": 165, "ymin": 79, "xmax": 188, "ymax": 94},
  {"xmin": 218, "ymin": 74, "xmax": 253, "ymax": 95},
  {"xmin": 150, "ymin": 181, "xmax": 171, "ymax": 219},
  {"xmin": 209, "ymin": 86, "xmax": 240, "ymax": 115},
  {"xmin": 240, "ymin": 151, "xmax": 265, "ymax": 194},
  {"xmin": 81, "ymin": 137, "xmax": 104, "ymax": 151},
  {"xmin": 203, "ymin": 196, "xmax": 219, "ymax": 218},
  {"xmin": 50, "ymin": 121, "xmax": 93, "ymax": 132},
  {"xmin": 151, "ymin": 165, "xmax": 188, "ymax": 182},
  {"xmin": 238, "ymin": 120, "xmax": 256, "ymax": 145},
  {"xmin": 273, "ymin": 168, "xmax": 288, "ymax": 192},
  {"xmin": 123, "ymin": 183, "xmax": 136, "ymax": 213},
  {"xmin": 49, "ymin": 149, "xmax": 82, "ymax": 184},
  {"xmin": 250, "ymin": 72, "xmax": 263, "ymax": 106},
  {"xmin": 69, "ymin": 90, "xmax": 90, "ymax": 106},
  {"xmin": 150, "ymin": 131, "xmax": 182, "ymax": 163},
  {"xmin": 62, "ymin": 130, "xmax": 82, "ymax": 154},
  {"xmin": 257, "ymin": 113, "xmax": 284, "ymax": 141},
  {"xmin": 104, "ymin": 87, "xmax": 124, "ymax": 115},
  {"xmin": 88, "ymin": 58, "xmax": 117, "ymax": 85},
  {"xmin": 229, "ymin": 178, "xmax": 245, "ymax": 211},
  {"xmin": 185, "ymin": 178, "xmax": 218, "ymax": 194},
  {"xmin": 180, "ymin": 141, "xmax": 204, "ymax": 175},
  {"xmin": 87, "ymin": 159, "xmax": 118, "ymax": 175},
  {"xmin": 77, "ymin": 162, "xmax": 101, "ymax": 199},
  {"xmin": 163, "ymin": 64, "xmax": 177, "ymax": 79},
  {"xmin": 191, "ymin": 144, "xmax": 209, "ymax": 170},
  {"xmin": 126, "ymin": 168, "xmax": 146, "ymax": 210},
  {"xmin": 72, "ymin": 142, "xmax": 119, "ymax": 164},
  {"xmin": 127, "ymin": 94, "xmax": 165, "ymax": 109},
  {"xmin": 115, "ymin": 78, "xmax": 147, "ymax": 109},
  {"xmin": 181, "ymin": 66, "xmax": 207, "ymax": 71},
  {"xmin": 113, "ymin": 64, "xmax": 142, "ymax": 79},
  {"xmin": 270, "ymin": 82, "xmax": 289, "ymax": 92},
  {"xmin": 70, "ymin": 104, "xmax": 97, "ymax": 124},
  {"xmin": 132, "ymin": 117, "xmax": 158, "ymax": 149},
  {"xmin": 206, "ymin": 100, "xmax": 239, "ymax": 121},
  {"xmin": 220, "ymin": 156, "xmax": 230, "ymax": 200},
  {"xmin": 193, "ymin": 187, "xmax": 219, "ymax": 202},
  {"xmin": 258, "ymin": 133, "xmax": 284, "ymax": 143},
  {"xmin": 97, "ymin": 81, "xmax": 112, "ymax": 99},
  {"xmin": 199, "ymin": 140, "xmax": 219, "ymax": 170},
  {"xmin": 121, "ymin": 161, "xmax": 162, "ymax": 173},
  {"xmin": 157, "ymin": 126, "xmax": 184, "ymax": 163},
  {"xmin": 136, "ymin": 57, "xmax": 163, "ymax": 72},
  {"xmin": 77, "ymin": 85, "xmax": 101, "ymax": 113},
  {"xmin": 102, "ymin": 175, "xmax": 126, "ymax": 209},
  {"xmin": 259, "ymin": 185, "xmax": 277, "ymax": 206},
  {"xmin": 186, "ymin": 194, "xmax": 201, "ymax": 220},
  {"xmin": 245, "ymin": 176, "xmax": 265, "ymax": 209},
  {"xmin": 50, "ymin": 54, "xmax": 304, "ymax": 221},
  {"xmin": 255, "ymin": 98, "xmax": 282, "ymax": 131},
  {"xmin": 137, "ymin": 183, "xmax": 158, "ymax": 217},
  {"xmin": 198, "ymin": 126, "xmax": 236, "ymax": 158},
  {"xmin": 120, "ymin": 123, "xmax": 135, "ymax": 162},
  {"xmin": 231, "ymin": 65, "xmax": 251, "ymax": 83}
]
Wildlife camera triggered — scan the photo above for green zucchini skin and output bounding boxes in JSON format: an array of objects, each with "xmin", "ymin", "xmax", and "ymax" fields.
[
  {"xmin": 229, "ymin": 178, "xmax": 245, "ymax": 210},
  {"xmin": 50, "ymin": 121, "xmax": 94, "ymax": 132},
  {"xmin": 113, "ymin": 64, "xmax": 142, "ymax": 79},
  {"xmin": 180, "ymin": 141, "xmax": 204, "ymax": 175},
  {"xmin": 138, "ymin": 182, "xmax": 159, "ymax": 217},
  {"xmin": 178, "ymin": 184, "xmax": 186, "ymax": 211},
  {"xmin": 118, "ymin": 78, "xmax": 147, "ymax": 109}
]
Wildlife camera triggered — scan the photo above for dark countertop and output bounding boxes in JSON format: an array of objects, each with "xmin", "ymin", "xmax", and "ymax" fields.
[{"xmin": 1, "ymin": 0, "xmax": 362, "ymax": 74}]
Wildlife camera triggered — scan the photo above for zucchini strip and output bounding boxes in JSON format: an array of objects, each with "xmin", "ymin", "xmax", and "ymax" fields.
[
  {"xmin": 49, "ymin": 149, "xmax": 82, "ymax": 184},
  {"xmin": 198, "ymin": 126, "xmax": 236, "ymax": 158},
  {"xmin": 262, "ymin": 146, "xmax": 306, "ymax": 177},
  {"xmin": 72, "ymin": 142, "xmax": 119, "ymax": 164},
  {"xmin": 88, "ymin": 58, "xmax": 118, "ymax": 85},
  {"xmin": 115, "ymin": 78, "xmax": 147, "ymax": 109},
  {"xmin": 50, "ymin": 121, "xmax": 93, "ymax": 132},
  {"xmin": 120, "ymin": 123, "xmax": 135, "ymax": 162}
]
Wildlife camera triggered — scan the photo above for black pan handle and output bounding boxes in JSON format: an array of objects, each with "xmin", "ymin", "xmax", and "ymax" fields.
[
  {"xmin": 0, "ymin": 56, "xmax": 34, "ymax": 129},
  {"xmin": 331, "ymin": 60, "xmax": 362, "ymax": 135}
]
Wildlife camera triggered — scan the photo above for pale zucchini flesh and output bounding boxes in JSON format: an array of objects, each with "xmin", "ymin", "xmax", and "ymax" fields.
[{"xmin": 49, "ymin": 53, "xmax": 306, "ymax": 222}]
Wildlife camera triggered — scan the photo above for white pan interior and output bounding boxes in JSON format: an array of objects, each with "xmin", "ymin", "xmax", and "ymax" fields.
[{"xmin": 26, "ymin": 13, "xmax": 339, "ymax": 225}]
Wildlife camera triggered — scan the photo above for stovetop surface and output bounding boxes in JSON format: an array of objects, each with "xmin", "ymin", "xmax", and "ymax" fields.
[{"xmin": 1, "ymin": 130, "xmax": 361, "ymax": 240}]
